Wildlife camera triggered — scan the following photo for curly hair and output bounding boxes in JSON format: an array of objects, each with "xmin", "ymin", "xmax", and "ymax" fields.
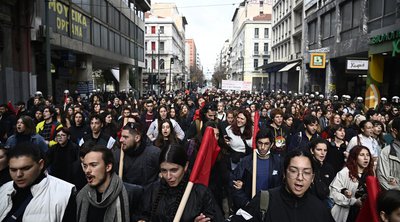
[
  {"xmin": 345, "ymin": 145, "xmax": 374, "ymax": 180},
  {"xmin": 231, "ymin": 109, "xmax": 253, "ymax": 140}
]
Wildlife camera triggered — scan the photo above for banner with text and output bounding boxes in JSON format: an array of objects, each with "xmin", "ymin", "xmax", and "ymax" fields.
[{"xmin": 221, "ymin": 80, "xmax": 252, "ymax": 91}]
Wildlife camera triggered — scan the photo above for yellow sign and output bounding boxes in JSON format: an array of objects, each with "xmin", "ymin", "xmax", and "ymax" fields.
[
  {"xmin": 310, "ymin": 53, "xmax": 326, "ymax": 68},
  {"xmin": 48, "ymin": 1, "xmax": 88, "ymax": 39}
]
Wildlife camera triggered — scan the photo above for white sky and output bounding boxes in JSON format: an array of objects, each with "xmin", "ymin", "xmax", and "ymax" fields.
[{"xmin": 152, "ymin": 1, "xmax": 239, "ymax": 73}]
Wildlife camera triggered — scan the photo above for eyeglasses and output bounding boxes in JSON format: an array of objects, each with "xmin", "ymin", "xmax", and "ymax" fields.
[
  {"xmin": 257, "ymin": 141, "xmax": 271, "ymax": 147},
  {"xmin": 286, "ymin": 167, "xmax": 314, "ymax": 180}
]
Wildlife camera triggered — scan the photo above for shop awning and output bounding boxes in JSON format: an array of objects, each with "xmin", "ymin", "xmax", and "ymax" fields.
[
  {"xmin": 111, "ymin": 69, "xmax": 120, "ymax": 82},
  {"xmin": 278, "ymin": 62, "xmax": 299, "ymax": 72}
]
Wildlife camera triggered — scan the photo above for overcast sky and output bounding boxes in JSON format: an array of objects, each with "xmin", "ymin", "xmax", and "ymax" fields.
[{"xmin": 152, "ymin": 1, "xmax": 239, "ymax": 73}]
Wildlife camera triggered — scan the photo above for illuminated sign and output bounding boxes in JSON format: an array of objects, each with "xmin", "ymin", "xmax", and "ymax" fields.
[
  {"xmin": 370, "ymin": 29, "xmax": 400, "ymax": 57},
  {"xmin": 310, "ymin": 53, "xmax": 326, "ymax": 68},
  {"xmin": 48, "ymin": 1, "xmax": 90, "ymax": 42}
]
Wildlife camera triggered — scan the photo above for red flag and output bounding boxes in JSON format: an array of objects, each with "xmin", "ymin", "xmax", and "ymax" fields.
[
  {"xmin": 252, "ymin": 111, "xmax": 260, "ymax": 149},
  {"xmin": 189, "ymin": 127, "xmax": 221, "ymax": 186},
  {"xmin": 356, "ymin": 176, "xmax": 380, "ymax": 222}
]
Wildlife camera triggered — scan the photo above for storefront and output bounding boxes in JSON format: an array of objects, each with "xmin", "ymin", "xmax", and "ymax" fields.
[{"xmin": 366, "ymin": 24, "xmax": 400, "ymax": 108}]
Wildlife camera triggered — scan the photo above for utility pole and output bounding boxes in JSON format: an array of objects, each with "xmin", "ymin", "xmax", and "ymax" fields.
[{"xmin": 45, "ymin": 0, "xmax": 52, "ymax": 97}]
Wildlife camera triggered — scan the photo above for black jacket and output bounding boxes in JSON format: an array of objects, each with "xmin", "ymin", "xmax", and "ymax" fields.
[
  {"xmin": 46, "ymin": 140, "xmax": 79, "ymax": 183},
  {"xmin": 114, "ymin": 141, "xmax": 161, "ymax": 186},
  {"xmin": 228, "ymin": 186, "xmax": 334, "ymax": 222},
  {"xmin": 140, "ymin": 179, "xmax": 224, "ymax": 222},
  {"xmin": 231, "ymin": 154, "xmax": 283, "ymax": 209}
]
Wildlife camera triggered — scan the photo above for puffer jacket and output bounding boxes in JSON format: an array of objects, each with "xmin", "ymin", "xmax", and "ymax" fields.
[{"xmin": 0, "ymin": 175, "xmax": 75, "ymax": 222}]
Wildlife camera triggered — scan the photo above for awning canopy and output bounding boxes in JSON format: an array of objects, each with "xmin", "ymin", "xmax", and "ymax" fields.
[{"xmin": 278, "ymin": 62, "xmax": 299, "ymax": 72}]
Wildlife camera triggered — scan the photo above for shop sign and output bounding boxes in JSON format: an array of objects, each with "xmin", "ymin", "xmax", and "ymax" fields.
[
  {"xmin": 48, "ymin": 1, "xmax": 90, "ymax": 41},
  {"xmin": 370, "ymin": 29, "xmax": 400, "ymax": 57},
  {"xmin": 310, "ymin": 53, "xmax": 326, "ymax": 69},
  {"xmin": 370, "ymin": 30, "xmax": 400, "ymax": 45},
  {"xmin": 346, "ymin": 60, "xmax": 368, "ymax": 70}
]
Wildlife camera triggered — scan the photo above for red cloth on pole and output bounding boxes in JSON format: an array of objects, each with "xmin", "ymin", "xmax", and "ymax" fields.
[
  {"xmin": 356, "ymin": 176, "xmax": 380, "ymax": 222},
  {"xmin": 189, "ymin": 127, "xmax": 221, "ymax": 187},
  {"xmin": 252, "ymin": 111, "xmax": 260, "ymax": 149}
]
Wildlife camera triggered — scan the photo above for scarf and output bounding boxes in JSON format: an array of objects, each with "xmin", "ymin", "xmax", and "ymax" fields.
[{"xmin": 76, "ymin": 173, "xmax": 130, "ymax": 222}]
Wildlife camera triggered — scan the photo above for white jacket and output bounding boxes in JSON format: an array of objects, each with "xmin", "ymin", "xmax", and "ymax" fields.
[{"xmin": 0, "ymin": 175, "xmax": 75, "ymax": 222}]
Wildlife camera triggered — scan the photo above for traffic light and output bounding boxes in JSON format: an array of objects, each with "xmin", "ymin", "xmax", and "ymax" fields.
[{"xmin": 170, "ymin": 57, "xmax": 174, "ymax": 64}]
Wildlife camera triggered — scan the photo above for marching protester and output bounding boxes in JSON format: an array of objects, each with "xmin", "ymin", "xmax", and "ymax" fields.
[
  {"xmin": 230, "ymin": 129, "xmax": 283, "ymax": 211},
  {"xmin": 0, "ymin": 142, "xmax": 76, "ymax": 221},
  {"xmin": 377, "ymin": 117, "xmax": 400, "ymax": 191},
  {"xmin": 0, "ymin": 144, "xmax": 11, "ymax": 186},
  {"xmin": 77, "ymin": 145, "xmax": 143, "ymax": 222},
  {"xmin": 115, "ymin": 122, "xmax": 160, "ymax": 186},
  {"xmin": 138, "ymin": 144, "xmax": 224, "ymax": 221},
  {"xmin": 228, "ymin": 150, "xmax": 334, "ymax": 222},
  {"xmin": 2, "ymin": 87, "xmax": 400, "ymax": 221},
  {"xmin": 46, "ymin": 127, "xmax": 79, "ymax": 184},
  {"xmin": 5, "ymin": 115, "xmax": 48, "ymax": 153},
  {"xmin": 330, "ymin": 145, "xmax": 375, "ymax": 222},
  {"xmin": 36, "ymin": 106, "xmax": 63, "ymax": 147}
]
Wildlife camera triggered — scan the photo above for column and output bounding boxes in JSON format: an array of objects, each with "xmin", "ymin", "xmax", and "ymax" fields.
[
  {"xmin": 324, "ymin": 60, "xmax": 334, "ymax": 97},
  {"xmin": 119, "ymin": 64, "xmax": 129, "ymax": 92}
]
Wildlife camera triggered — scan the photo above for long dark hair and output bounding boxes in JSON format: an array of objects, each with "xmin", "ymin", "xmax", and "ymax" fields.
[
  {"xmin": 18, "ymin": 115, "xmax": 36, "ymax": 135},
  {"xmin": 154, "ymin": 119, "xmax": 179, "ymax": 148},
  {"xmin": 231, "ymin": 109, "xmax": 253, "ymax": 140},
  {"xmin": 151, "ymin": 144, "xmax": 188, "ymax": 220}
]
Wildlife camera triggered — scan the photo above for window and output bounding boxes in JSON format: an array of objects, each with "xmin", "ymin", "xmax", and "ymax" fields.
[
  {"xmin": 151, "ymin": 59, "xmax": 156, "ymax": 69},
  {"xmin": 254, "ymin": 43, "xmax": 259, "ymax": 53},
  {"xmin": 159, "ymin": 26, "xmax": 164, "ymax": 34},
  {"xmin": 322, "ymin": 10, "xmax": 335, "ymax": 38},
  {"xmin": 341, "ymin": 0, "xmax": 361, "ymax": 31},
  {"xmin": 254, "ymin": 28, "xmax": 259, "ymax": 38},
  {"xmin": 151, "ymin": 26, "xmax": 156, "ymax": 34},
  {"xmin": 260, "ymin": 11, "xmax": 264, "ymax": 15},
  {"xmin": 260, "ymin": 1, "xmax": 264, "ymax": 7},
  {"xmin": 145, "ymin": 42, "xmax": 147, "ymax": 51},
  {"xmin": 263, "ymin": 59, "xmax": 268, "ymax": 65},
  {"xmin": 264, "ymin": 28, "xmax": 269, "ymax": 38},
  {"xmin": 254, "ymin": 59, "xmax": 259, "ymax": 68},
  {"xmin": 159, "ymin": 42, "xmax": 164, "ymax": 51},
  {"xmin": 93, "ymin": 22, "xmax": 100, "ymax": 47},
  {"xmin": 308, "ymin": 20, "xmax": 317, "ymax": 44},
  {"xmin": 264, "ymin": 43, "xmax": 268, "ymax": 53},
  {"xmin": 109, "ymin": 31, "xmax": 115, "ymax": 52},
  {"xmin": 145, "ymin": 59, "xmax": 148, "ymax": 69},
  {"xmin": 100, "ymin": 25, "xmax": 108, "ymax": 49},
  {"xmin": 151, "ymin": 42, "xmax": 156, "ymax": 51},
  {"xmin": 145, "ymin": 26, "xmax": 147, "ymax": 34},
  {"xmin": 160, "ymin": 59, "xmax": 165, "ymax": 69},
  {"xmin": 368, "ymin": 0, "xmax": 395, "ymax": 29}
]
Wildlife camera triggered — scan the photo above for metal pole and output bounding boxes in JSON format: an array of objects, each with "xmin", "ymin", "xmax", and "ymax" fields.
[
  {"xmin": 169, "ymin": 57, "xmax": 172, "ymax": 91},
  {"xmin": 157, "ymin": 29, "xmax": 160, "ymax": 94},
  {"xmin": 45, "ymin": 0, "xmax": 52, "ymax": 97}
]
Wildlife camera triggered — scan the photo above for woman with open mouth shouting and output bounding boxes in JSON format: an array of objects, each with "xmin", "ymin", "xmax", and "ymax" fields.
[{"xmin": 330, "ymin": 145, "xmax": 375, "ymax": 222}]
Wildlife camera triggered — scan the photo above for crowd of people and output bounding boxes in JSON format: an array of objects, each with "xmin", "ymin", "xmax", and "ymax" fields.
[{"xmin": 0, "ymin": 88, "xmax": 399, "ymax": 222}]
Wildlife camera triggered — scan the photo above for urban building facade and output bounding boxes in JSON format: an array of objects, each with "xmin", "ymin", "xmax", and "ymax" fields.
[
  {"xmin": 303, "ymin": 0, "xmax": 399, "ymax": 107},
  {"xmin": 0, "ymin": 0, "xmax": 150, "ymax": 103},
  {"xmin": 261, "ymin": 0, "xmax": 303, "ymax": 93},
  {"xmin": 144, "ymin": 3, "xmax": 187, "ymax": 93},
  {"xmin": 229, "ymin": 0, "xmax": 273, "ymax": 92}
]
